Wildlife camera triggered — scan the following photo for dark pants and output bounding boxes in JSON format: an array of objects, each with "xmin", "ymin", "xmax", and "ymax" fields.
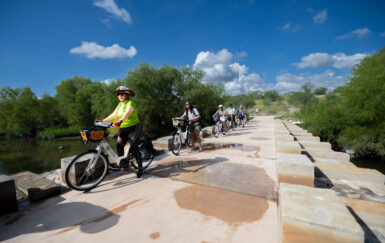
[{"xmin": 116, "ymin": 123, "xmax": 142, "ymax": 169}]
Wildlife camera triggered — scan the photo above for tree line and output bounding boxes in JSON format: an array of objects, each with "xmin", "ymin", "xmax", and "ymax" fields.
[
  {"xmin": 289, "ymin": 48, "xmax": 385, "ymax": 158},
  {"xmin": 0, "ymin": 65, "xmax": 228, "ymax": 139}
]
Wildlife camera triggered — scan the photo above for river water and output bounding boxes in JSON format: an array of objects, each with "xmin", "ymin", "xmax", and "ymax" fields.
[{"xmin": 0, "ymin": 137, "xmax": 116, "ymax": 175}]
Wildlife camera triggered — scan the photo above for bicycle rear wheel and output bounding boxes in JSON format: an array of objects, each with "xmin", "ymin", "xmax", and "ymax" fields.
[
  {"xmin": 130, "ymin": 142, "xmax": 155, "ymax": 169},
  {"xmin": 65, "ymin": 150, "xmax": 109, "ymax": 191},
  {"xmin": 213, "ymin": 125, "xmax": 220, "ymax": 138},
  {"xmin": 171, "ymin": 130, "xmax": 182, "ymax": 155}
]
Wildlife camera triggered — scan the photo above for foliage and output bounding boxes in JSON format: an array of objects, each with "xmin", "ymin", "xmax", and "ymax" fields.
[
  {"xmin": 314, "ymin": 87, "xmax": 327, "ymax": 95},
  {"xmin": 302, "ymin": 48, "xmax": 385, "ymax": 157}
]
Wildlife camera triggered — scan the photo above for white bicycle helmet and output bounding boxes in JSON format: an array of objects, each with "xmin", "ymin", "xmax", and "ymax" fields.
[
  {"xmin": 116, "ymin": 86, "xmax": 135, "ymax": 97},
  {"xmin": 218, "ymin": 104, "xmax": 223, "ymax": 108}
]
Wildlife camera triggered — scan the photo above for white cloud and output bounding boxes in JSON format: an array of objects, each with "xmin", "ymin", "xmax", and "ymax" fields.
[
  {"xmin": 380, "ymin": 31, "xmax": 385, "ymax": 37},
  {"xmin": 313, "ymin": 9, "xmax": 328, "ymax": 24},
  {"xmin": 294, "ymin": 52, "xmax": 366, "ymax": 69},
  {"xmin": 70, "ymin": 41, "xmax": 137, "ymax": 59},
  {"xmin": 193, "ymin": 49, "xmax": 263, "ymax": 95},
  {"xmin": 274, "ymin": 70, "xmax": 345, "ymax": 93},
  {"xmin": 336, "ymin": 28, "xmax": 371, "ymax": 40},
  {"xmin": 282, "ymin": 23, "xmax": 300, "ymax": 32},
  {"xmin": 94, "ymin": 0, "xmax": 132, "ymax": 24},
  {"xmin": 102, "ymin": 78, "xmax": 115, "ymax": 85}
]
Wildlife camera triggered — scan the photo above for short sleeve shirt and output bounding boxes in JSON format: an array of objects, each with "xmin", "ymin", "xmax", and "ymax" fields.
[
  {"xmin": 183, "ymin": 108, "xmax": 200, "ymax": 120},
  {"xmin": 117, "ymin": 100, "xmax": 139, "ymax": 128}
]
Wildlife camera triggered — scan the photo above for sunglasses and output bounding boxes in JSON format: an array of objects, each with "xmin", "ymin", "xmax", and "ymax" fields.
[{"xmin": 117, "ymin": 93, "xmax": 125, "ymax": 96}]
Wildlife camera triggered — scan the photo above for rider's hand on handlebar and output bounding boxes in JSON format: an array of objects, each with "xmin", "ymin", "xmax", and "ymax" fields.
[{"xmin": 113, "ymin": 120, "xmax": 122, "ymax": 127}]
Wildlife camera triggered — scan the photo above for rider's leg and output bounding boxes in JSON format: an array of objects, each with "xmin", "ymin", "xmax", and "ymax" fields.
[
  {"xmin": 128, "ymin": 123, "xmax": 144, "ymax": 177},
  {"xmin": 116, "ymin": 128, "xmax": 129, "ymax": 157}
]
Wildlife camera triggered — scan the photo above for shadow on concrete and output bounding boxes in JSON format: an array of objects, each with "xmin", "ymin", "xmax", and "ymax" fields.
[
  {"xmin": 0, "ymin": 196, "xmax": 121, "ymax": 241},
  {"xmin": 346, "ymin": 206, "xmax": 382, "ymax": 243},
  {"xmin": 313, "ymin": 167, "xmax": 334, "ymax": 188},
  {"xmin": 146, "ymin": 157, "xmax": 227, "ymax": 179}
]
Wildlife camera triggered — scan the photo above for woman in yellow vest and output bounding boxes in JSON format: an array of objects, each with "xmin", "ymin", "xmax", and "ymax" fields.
[{"xmin": 102, "ymin": 86, "xmax": 143, "ymax": 178}]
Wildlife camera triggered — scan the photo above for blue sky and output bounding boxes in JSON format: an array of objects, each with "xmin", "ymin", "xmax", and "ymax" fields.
[{"xmin": 1, "ymin": 0, "xmax": 384, "ymax": 96}]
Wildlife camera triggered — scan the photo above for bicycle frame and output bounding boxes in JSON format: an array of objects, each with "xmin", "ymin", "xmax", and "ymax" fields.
[{"xmin": 95, "ymin": 138, "xmax": 127, "ymax": 164}]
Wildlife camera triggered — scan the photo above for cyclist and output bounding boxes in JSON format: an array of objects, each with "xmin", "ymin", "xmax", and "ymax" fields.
[
  {"xmin": 100, "ymin": 86, "xmax": 144, "ymax": 178},
  {"xmin": 226, "ymin": 104, "xmax": 236, "ymax": 125},
  {"xmin": 237, "ymin": 104, "xmax": 245, "ymax": 127},
  {"xmin": 180, "ymin": 101, "xmax": 203, "ymax": 152},
  {"xmin": 212, "ymin": 104, "xmax": 229, "ymax": 133}
]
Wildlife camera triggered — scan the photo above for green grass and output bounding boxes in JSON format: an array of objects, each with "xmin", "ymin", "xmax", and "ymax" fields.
[{"xmin": 37, "ymin": 127, "xmax": 80, "ymax": 139}]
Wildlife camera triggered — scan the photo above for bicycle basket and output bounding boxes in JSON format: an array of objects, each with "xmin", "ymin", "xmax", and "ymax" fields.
[
  {"xmin": 213, "ymin": 116, "xmax": 219, "ymax": 122},
  {"xmin": 172, "ymin": 118, "xmax": 185, "ymax": 127},
  {"xmin": 80, "ymin": 128, "xmax": 105, "ymax": 142}
]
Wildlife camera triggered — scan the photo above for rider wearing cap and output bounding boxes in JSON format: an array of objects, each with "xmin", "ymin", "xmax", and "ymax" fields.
[{"xmin": 101, "ymin": 86, "xmax": 144, "ymax": 178}]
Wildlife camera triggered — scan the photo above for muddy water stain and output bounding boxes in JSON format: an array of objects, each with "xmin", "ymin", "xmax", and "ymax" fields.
[
  {"xmin": 149, "ymin": 232, "xmax": 160, "ymax": 240},
  {"xmin": 174, "ymin": 184, "xmax": 269, "ymax": 224}
]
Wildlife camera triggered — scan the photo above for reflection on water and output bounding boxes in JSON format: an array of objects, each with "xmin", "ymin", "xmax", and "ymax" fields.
[{"xmin": 0, "ymin": 137, "xmax": 116, "ymax": 175}]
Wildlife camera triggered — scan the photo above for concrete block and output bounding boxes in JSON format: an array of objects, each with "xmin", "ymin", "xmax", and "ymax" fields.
[
  {"xmin": 315, "ymin": 163, "xmax": 385, "ymax": 185},
  {"xmin": 308, "ymin": 151, "xmax": 350, "ymax": 162},
  {"xmin": 61, "ymin": 155, "xmax": 75, "ymax": 185},
  {"xmin": 0, "ymin": 175, "xmax": 18, "ymax": 215},
  {"xmin": 277, "ymin": 153, "xmax": 314, "ymax": 186},
  {"xmin": 340, "ymin": 197, "xmax": 385, "ymax": 242},
  {"xmin": 276, "ymin": 135, "xmax": 294, "ymax": 142},
  {"xmin": 300, "ymin": 141, "xmax": 331, "ymax": 150},
  {"xmin": 277, "ymin": 142, "xmax": 301, "ymax": 154},
  {"xmin": 279, "ymin": 183, "xmax": 364, "ymax": 243},
  {"xmin": 276, "ymin": 141, "xmax": 300, "ymax": 147},
  {"xmin": 312, "ymin": 157, "xmax": 356, "ymax": 167},
  {"xmin": 12, "ymin": 171, "xmax": 61, "ymax": 202},
  {"xmin": 201, "ymin": 126, "xmax": 212, "ymax": 138},
  {"xmin": 153, "ymin": 135, "xmax": 173, "ymax": 151},
  {"xmin": 295, "ymin": 136, "xmax": 320, "ymax": 142},
  {"xmin": 291, "ymin": 131, "xmax": 312, "ymax": 136}
]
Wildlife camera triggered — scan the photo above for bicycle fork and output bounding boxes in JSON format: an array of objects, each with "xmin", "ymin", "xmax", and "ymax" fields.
[{"xmin": 85, "ymin": 146, "xmax": 102, "ymax": 175}]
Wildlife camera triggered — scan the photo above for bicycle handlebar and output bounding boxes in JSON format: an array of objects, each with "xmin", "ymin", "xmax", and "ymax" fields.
[{"xmin": 95, "ymin": 121, "xmax": 113, "ymax": 128}]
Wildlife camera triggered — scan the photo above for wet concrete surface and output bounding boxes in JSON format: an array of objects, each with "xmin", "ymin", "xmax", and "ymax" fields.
[{"xmin": 147, "ymin": 157, "xmax": 277, "ymax": 200}]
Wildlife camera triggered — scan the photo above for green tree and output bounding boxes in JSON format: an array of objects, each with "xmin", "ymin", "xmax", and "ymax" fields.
[
  {"xmin": 314, "ymin": 87, "xmax": 327, "ymax": 95},
  {"xmin": 338, "ymin": 48, "xmax": 385, "ymax": 156}
]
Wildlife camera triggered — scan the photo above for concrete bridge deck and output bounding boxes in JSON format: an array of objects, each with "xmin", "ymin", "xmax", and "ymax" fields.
[
  {"xmin": 1, "ymin": 116, "xmax": 384, "ymax": 242},
  {"xmin": 0, "ymin": 117, "xmax": 278, "ymax": 242}
]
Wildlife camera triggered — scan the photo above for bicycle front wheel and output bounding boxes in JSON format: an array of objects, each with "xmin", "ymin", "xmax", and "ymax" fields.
[
  {"xmin": 65, "ymin": 150, "xmax": 109, "ymax": 191},
  {"xmin": 171, "ymin": 131, "xmax": 182, "ymax": 155}
]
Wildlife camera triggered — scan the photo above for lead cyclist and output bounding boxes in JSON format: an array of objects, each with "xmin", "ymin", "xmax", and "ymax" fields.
[{"xmin": 97, "ymin": 86, "xmax": 144, "ymax": 178}]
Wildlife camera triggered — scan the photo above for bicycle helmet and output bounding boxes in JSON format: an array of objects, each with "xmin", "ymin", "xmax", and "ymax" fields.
[
  {"xmin": 218, "ymin": 104, "xmax": 223, "ymax": 108},
  {"xmin": 116, "ymin": 86, "xmax": 135, "ymax": 97}
]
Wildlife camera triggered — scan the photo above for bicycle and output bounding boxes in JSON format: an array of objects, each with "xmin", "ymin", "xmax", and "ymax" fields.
[
  {"xmin": 226, "ymin": 115, "xmax": 236, "ymax": 131},
  {"xmin": 65, "ymin": 121, "xmax": 154, "ymax": 191},
  {"xmin": 171, "ymin": 118, "xmax": 192, "ymax": 155},
  {"xmin": 212, "ymin": 116, "xmax": 228, "ymax": 138}
]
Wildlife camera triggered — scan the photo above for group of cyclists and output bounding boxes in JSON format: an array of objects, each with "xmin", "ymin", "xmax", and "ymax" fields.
[
  {"xmin": 212, "ymin": 103, "xmax": 246, "ymax": 132},
  {"xmin": 96, "ymin": 85, "xmax": 251, "ymax": 177}
]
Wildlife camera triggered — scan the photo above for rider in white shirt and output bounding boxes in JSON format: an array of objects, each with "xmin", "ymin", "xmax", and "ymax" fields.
[{"xmin": 226, "ymin": 104, "xmax": 236, "ymax": 123}]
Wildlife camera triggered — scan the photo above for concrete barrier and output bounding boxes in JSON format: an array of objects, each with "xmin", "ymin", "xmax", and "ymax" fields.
[
  {"xmin": 315, "ymin": 163, "xmax": 385, "ymax": 185},
  {"xmin": 12, "ymin": 171, "xmax": 61, "ymax": 202},
  {"xmin": 276, "ymin": 141, "xmax": 301, "ymax": 154},
  {"xmin": 0, "ymin": 175, "xmax": 18, "ymax": 215},
  {"xmin": 339, "ymin": 197, "xmax": 385, "ymax": 242},
  {"xmin": 299, "ymin": 141, "xmax": 331, "ymax": 150},
  {"xmin": 279, "ymin": 183, "xmax": 364, "ymax": 243},
  {"xmin": 308, "ymin": 151, "xmax": 350, "ymax": 162},
  {"xmin": 277, "ymin": 153, "xmax": 314, "ymax": 186}
]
